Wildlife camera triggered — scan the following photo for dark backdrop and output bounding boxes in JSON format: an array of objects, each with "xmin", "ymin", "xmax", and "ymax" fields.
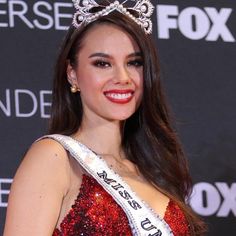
[{"xmin": 0, "ymin": 0, "xmax": 235, "ymax": 235}]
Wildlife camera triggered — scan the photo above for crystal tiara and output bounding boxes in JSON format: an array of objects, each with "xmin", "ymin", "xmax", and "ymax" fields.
[{"xmin": 72, "ymin": 0, "xmax": 154, "ymax": 34}]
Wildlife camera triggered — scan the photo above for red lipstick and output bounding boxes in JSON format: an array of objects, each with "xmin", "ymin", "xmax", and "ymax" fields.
[{"xmin": 103, "ymin": 89, "xmax": 134, "ymax": 104}]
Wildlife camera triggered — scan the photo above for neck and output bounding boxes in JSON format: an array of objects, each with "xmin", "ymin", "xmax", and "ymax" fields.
[{"xmin": 73, "ymin": 114, "xmax": 124, "ymax": 159}]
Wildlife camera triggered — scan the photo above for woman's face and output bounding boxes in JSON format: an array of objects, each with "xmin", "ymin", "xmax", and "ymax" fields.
[{"xmin": 67, "ymin": 24, "xmax": 143, "ymax": 123}]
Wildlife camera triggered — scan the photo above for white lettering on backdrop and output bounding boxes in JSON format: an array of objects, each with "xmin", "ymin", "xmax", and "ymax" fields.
[
  {"xmin": 156, "ymin": 5, "xmax": 235, "ymax": 42},
  {"xmin": 0, "ymin": 1, "xmax": 235, "ymax": 42},
  {"xmin": 0, "ymin": 89, "xmax": 52, "ymax": 118},
  {"xmin": 0, "ymin": 178, "xmax": 12, "ymax": 207},
  {"xmin": 190, "ymin": 182, "xmax": 236, "ymax": 217},
  {"xmin": 0, "ymin": 0, "xmax": 72, "ymax": 30}
]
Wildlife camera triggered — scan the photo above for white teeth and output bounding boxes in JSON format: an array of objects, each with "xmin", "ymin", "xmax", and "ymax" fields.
[{"xmin": 105, "ymin": 93, "xmax": 132, "ymax": 99}]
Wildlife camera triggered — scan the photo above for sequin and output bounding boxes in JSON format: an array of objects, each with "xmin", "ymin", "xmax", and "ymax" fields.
[
  {"xmin": 52, "ymin": 175, "xmax": 190, "ymax": 236},
  {"xmin": 164, "ymin": 200, "xmax": 190, "ymax": 236}
]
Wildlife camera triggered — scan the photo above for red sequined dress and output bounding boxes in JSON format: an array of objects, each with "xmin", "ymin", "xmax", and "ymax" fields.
[{"xmin": 52, "ymin": 174, "xmax": 190, "ymax": 236}]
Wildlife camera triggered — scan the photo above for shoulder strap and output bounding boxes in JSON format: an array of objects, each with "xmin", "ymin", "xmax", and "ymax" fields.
[{"xmin": 40, "ymin": 134, "xmax": 173, "ymax": 236}]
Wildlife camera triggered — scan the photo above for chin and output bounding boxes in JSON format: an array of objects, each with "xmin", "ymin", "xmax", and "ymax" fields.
[{"xmin": 109, "ymin": 111, "xmax": 135, "ymax": 121}]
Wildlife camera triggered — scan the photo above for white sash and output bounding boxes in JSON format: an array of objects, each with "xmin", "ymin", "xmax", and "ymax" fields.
[{"xmin": 40, "ymin": 134, "xmax": 173, "ymax": 236}]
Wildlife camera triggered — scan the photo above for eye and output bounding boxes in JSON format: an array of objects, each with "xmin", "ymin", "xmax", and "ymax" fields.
[
  {"xmin": 127, "ymin": 59, "xmax": 143, "ymax": 67},
  {"xmin": 92, "ymin": 60, "xmax": 111, "ymax": 68}
]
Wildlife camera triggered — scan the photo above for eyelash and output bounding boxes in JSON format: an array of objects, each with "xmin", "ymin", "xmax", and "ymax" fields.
[
  {"xmin": 92, "ymin": 60, "xmax": 110, "ymax": 68},
  {"xmin": 92, "ymin": 59, "xmax": 143, "ymax": 68},
  {"xmin": 127, "ymin": 59, "xmax": 143, "ymax": 67}
]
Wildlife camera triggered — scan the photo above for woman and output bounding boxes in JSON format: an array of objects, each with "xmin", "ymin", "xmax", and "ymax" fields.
[{"xmin": 4, "ymin": 0, "xmax": 205, "ymax": 235}]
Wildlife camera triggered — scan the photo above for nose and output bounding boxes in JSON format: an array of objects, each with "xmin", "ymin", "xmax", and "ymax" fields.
[{"xmin": 113, "ymin": 65, "xmax": 132, "ymax": 85}]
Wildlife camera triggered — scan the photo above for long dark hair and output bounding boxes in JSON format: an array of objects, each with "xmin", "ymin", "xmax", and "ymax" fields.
[{"xmin": 49, "ymin": 11, "xmax": 206, "ymax": 235}]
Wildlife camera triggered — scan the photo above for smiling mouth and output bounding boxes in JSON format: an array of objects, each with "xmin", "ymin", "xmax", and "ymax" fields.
[{"xmin": 103, "ymin": 90, "xmax": 134, "ymax": 104}]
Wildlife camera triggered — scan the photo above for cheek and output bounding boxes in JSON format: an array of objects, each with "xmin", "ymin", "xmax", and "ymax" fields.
[
  {"xmin": 136, "ymin": 71, "xmax": 144, "ymax": 91},
  {"xmin": 131, "ymin": 68, "xmax": 143, "ymax": 86},
  {"xmin": 77, "ymin": 70, "xmax": 104, "ymax": 92}
]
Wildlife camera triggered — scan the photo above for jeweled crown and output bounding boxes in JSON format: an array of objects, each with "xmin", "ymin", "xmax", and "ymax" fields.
[{"xmin": 72, "ymin": 0, "xmax": 154, "ymax": 34}]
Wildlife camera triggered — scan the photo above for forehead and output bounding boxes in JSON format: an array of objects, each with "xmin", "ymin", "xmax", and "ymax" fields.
[{"xmin": 80, "ymin": 24, "xmax": 140, "ymax": 55}]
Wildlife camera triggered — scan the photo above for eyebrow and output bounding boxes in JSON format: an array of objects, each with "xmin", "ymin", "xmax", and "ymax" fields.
[{"xmin": 88, "ymin": 52, "xmax": 142, "ymax": 59}]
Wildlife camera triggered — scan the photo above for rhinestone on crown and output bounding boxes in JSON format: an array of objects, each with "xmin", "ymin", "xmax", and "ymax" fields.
[{"xmin": 72, "ymin": 0, "xmax": 154, "ymax": 34}]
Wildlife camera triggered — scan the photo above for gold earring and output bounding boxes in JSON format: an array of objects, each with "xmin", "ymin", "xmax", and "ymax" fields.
[{"xmin": 70, "ymin": 85, "xmax": 79, "ymax": 93}]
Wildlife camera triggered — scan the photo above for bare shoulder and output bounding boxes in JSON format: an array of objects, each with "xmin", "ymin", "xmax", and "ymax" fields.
[
  {"xmin": 15, "ymin": 137, "xmax": 71, "ymax": 196},
  {"xmin": 3, "ymin": 138, "xmax": 71, "ymax": 235},
  {"xmin": 28, "ymin": 137, "xmax": 68, "ymax": 161}
]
